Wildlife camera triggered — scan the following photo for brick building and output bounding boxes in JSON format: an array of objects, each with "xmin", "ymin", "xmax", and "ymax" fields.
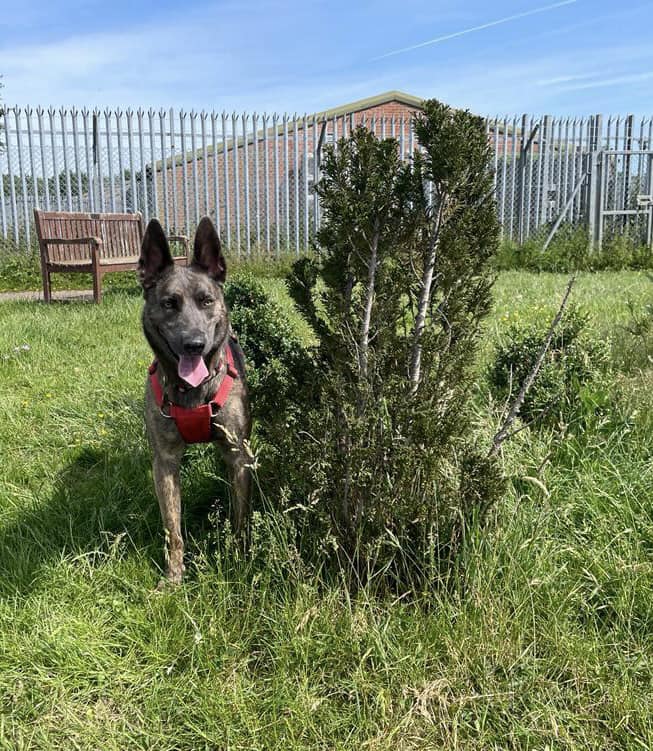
[{"xmin": 153, "ymin": 91, "xmax": 425, "ymax": 252}]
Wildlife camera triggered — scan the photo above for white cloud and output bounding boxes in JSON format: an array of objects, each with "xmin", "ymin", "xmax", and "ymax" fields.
[
  {"xmin": 372, "ymin": 0, "xmax": 577, "ymax": 60},
  {"xmin": 537, "ymin": 73, "xmax": 597, "ymax": 86},
  {"xmin": 555, "ymin": 70, "xmax": 653, "ymax": 92}
]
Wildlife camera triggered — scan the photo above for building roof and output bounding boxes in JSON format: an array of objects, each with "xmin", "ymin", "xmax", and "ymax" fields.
[{"xmin": 312, "ymin": 90, "xmax": 424, "ymax": 120}]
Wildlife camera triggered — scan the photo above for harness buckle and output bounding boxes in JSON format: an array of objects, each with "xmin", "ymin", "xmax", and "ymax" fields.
[{"xmin": 159, "ymin": 399, "xmax": 174, "ymax": 420}]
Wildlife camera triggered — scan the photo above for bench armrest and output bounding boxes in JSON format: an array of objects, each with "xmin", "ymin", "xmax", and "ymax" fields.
[
  {"xmin": 41, "ymin": 237, "xmax": 103, "ymax": 264},
  {"xmin": 43, "ymin": 236, "xmax": 102, "ymax": 247}
]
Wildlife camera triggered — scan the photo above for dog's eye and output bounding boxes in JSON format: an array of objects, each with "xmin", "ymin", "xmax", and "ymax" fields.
[
  {"xmin": 200, "ymin": 296, "xmax": 215, "ymax": 307},
  {"xmin": 162, "ymin": 297, "xmax": 177, "ymax": 310}
]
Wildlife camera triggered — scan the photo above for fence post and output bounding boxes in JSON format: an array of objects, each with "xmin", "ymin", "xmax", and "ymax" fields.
[
  {"xmin": 540, "ymin": 115, "xmax": 551, "ymax": 227},
  {"xmin": 4, "ymin": 108, "xmax": 20, "ymax": 242},
  {"xmin": 519, "ymin": 115, "xmax": 541, "ymax": 245},
  {"xmin": 622, "ymin": 114, "xmax": 634, "ymax": 223},
  {"xmin": 648, "ymin": 149, "xmax": 653, "ymax": 248},
  {"xmin": 517, "ymin": 114, "xmax": 529, "ymax": 244},
  {"xmin": 0, "ymin": 108, "xmax": 7, "ymax": 238},
  {"xmin": 15, "ymin": 108, "xmax": 31, "ymax": 239},
  {"xmin": 587, "ymin": 114, "xmax": 603, "ymax": 249}
]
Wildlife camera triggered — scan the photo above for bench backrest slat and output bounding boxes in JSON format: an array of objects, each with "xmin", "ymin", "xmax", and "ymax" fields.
[{"xmin": 34, "ymin": 211, "xmax": 144, "ymax": 263}]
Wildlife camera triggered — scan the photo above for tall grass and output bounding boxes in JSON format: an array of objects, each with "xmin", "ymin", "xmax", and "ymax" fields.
[{"xmin": 0, "ymin": 273, "xmax": 652, "ymax": 748}]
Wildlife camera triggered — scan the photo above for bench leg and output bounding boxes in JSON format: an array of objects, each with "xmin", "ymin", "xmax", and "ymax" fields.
[
  {"xmin": 40, "ymin": 255, "xmax": 52, "ymax": 303},
  {"xmin": 42, "ymin": 270, "xmax": 52, "ymax": 303},
  {"xmin": 92, "ymin": 265, "xmax": 102, "ymax": 304}
]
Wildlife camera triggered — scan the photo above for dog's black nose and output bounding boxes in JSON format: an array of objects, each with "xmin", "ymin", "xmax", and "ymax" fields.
[{"xmin": 183, "ymin": 336, "xmax": 206, "ymax": 355}]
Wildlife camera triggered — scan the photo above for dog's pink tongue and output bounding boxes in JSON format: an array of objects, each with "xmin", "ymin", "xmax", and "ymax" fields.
[{"xmin": 178, "ymin": 355, "xmax": 209, "ymax": 387}]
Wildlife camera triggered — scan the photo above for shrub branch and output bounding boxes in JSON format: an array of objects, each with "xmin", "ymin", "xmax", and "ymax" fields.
[
  {"xmin": 409, "ymin": 195, "xmax": 448, "ymax": 393},
  {"xmin": 359, "ymin": 218, "xmax": 380, "ymax": 381}
]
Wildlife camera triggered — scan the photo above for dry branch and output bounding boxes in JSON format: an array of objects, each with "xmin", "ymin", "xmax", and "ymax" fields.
[{"xmin": 489, "ymin": 274, "xmax": 576, "ymax": 458}]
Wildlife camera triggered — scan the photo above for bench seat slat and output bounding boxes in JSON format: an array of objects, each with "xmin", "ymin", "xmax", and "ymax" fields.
[{"xmin": 48, "ymin": 255, "xmax": 187, "ymax": 273}]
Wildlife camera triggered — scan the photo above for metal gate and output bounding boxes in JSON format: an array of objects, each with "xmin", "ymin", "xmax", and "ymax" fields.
[{"xmin": 595, "ymin": 148, "xmax": 653, "ymax": 249}]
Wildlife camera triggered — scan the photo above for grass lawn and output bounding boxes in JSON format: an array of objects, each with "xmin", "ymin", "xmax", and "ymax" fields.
[{"xmin": 1, "ymin": 271, "xmax": 652, "ymax": 749}]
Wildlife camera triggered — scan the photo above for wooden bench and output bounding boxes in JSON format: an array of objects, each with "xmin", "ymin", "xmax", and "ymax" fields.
[{"xmin": 34, "ymin": 210, "xmax": 189, "ymax": 303}]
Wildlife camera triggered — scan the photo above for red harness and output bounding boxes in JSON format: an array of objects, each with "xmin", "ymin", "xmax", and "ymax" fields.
[{"xmin": 149, "ymin": 340, "xmax": 239, "ymax": 444}]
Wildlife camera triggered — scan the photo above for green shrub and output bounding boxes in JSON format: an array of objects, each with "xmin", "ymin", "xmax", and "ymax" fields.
[
  {"xmin": 254, "ymin": 101, "xmax": 504, "ymax": 583},
  {"xmin": 225, "ymin": 273, "xmax": 317, "ymax": 443},
  {"xmin": 227, "ymin": 253, "xmax": 305, "ymax": 280},
  {"xmin": 495, "ymin": 224, "xmax": 653, "ymax": 273},
  {"xmin": 0, "ymin": 246, "xmax": 42, "ymax": 291},
  {"xmin": 488, "ymin": 307, "xmax": 609, "ymax": 426}
]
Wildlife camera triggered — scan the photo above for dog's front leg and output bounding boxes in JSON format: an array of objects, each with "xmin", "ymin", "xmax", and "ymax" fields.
[
  {"xmin": 215, "ymin": 426, "xmax": 252, "ymax": 537},
  {"xmin": 228, "ymin": 448, "xmax": 252, "ymax": 536},
  {"xmin": 152, "ymin": 446, "xmax": 186, "ymax": 585}
]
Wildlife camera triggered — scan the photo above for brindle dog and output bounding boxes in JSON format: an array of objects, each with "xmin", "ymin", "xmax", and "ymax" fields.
[{"xmin": 139, "ymin": 216, "xmax": 251, "ymax": 585}]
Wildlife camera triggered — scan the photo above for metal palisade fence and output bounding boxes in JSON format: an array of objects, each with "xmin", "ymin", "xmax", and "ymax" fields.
[
  {"xmin": 487, "ymin": 114, "xmax": 653, "ymax": 250},
  {"xmin": 1, "ymin": 107, "xmax": 653, "ymax": 254}
]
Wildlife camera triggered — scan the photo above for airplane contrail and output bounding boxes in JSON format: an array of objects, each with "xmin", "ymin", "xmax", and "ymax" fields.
[{"xmin": 372, "ymin": 0, "xmax": 578, "ymax": 60}]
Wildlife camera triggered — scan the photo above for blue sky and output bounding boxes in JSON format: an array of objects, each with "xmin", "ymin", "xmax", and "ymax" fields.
[{"xmin": 2, "ymin": 0, "xmax": 652, "ymax": 115}]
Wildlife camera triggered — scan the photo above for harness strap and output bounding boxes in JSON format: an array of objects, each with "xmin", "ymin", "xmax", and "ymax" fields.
[{"xmin": 149, "ymin": 340, "xmax": 239, "ymax": 444}]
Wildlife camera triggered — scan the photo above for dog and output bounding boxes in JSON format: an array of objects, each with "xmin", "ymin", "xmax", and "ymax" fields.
[{"xmin": 139, "ymin": 216, "xmax": 252, "ymax": 585}]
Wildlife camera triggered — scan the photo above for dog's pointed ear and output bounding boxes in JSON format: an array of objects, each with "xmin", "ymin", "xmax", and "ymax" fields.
[
  {"xmin": 139, "ymin": 219, "xmax": 173, "ymax": 289},
  {"xmin": 192, "ymin": 217, "xmax": 226, "ymax": 283}
]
